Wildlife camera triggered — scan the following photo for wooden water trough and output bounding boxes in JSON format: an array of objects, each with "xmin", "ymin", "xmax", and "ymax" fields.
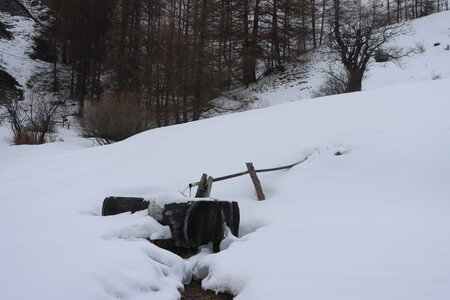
[
  {"xmin": 102, "ymin": 197, "xmax": 239, "ymax": 253},
  {"xmin": 102, "ymin": 158, "xmax": 309, "ymax": 253}
]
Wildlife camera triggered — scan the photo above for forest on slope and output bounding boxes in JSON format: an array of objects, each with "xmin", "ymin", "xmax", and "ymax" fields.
[
  {"xmin": 1, "ymin": 0, "xmax": 449, "ymax": 145},
  {"xmin": 35, "ymin": 0, "xmax": 447, "ymax": 120}
]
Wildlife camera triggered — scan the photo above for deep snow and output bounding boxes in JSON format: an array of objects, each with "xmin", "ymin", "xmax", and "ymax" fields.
[{"xmin": 1, "ymin": 77, "xmax": 450, "ymax": 299}]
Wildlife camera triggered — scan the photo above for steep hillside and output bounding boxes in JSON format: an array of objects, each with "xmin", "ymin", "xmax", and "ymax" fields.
[
  {"xmin": 0, "ymin": 0, "xmax": 51, "ymax": 98},
  {"xmin": 0, "ymin": 78, "xmax": 449, "ymax": 299},
  {"xmin": 242, "ymin": 11, "xmax": 450, "ymax": 109}
]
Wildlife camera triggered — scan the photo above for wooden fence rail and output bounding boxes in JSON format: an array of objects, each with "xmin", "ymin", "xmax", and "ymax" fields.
[{"xmin": 188, "ymin": 156, "xmax": 310, "ymax": 200}]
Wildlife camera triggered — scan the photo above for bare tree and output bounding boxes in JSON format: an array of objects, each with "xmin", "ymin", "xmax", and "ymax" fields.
[
  {"xmin": 330, "ymin": 0, "xmax": 408, "ymax": 92},
  {"xmin": 24, "ymin": 94, "xmax": 61, "ymax": 144}
]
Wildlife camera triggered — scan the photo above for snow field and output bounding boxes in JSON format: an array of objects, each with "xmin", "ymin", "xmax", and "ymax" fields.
[{"xmin": 1, "ymin": 77, "xmax": 449, "ymax": 299}]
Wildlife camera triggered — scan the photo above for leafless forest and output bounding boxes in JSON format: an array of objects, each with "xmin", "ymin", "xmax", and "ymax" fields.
[{"xmin": 33, "ymin": 0, "xmax": 447, "ymax": 132}]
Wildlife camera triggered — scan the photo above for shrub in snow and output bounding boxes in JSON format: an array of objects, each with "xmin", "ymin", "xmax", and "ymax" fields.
[
  {"xmin": 431, "ymin": 73, "xmax": 441, "ymax": 80},
  {"xmin": 313, "ymin": 71, "xmax": 348, "ymax": 97},
  {"xmin": 2, "ymin": 93, "xmax": 61, "ymax": 145},
  {"xmin": 415, "ymin": 42, "xmax": 426, "ymax": 53},
  {"xmin": 79, "ymin": 93, "xmax": 153, "ymax": 145}
]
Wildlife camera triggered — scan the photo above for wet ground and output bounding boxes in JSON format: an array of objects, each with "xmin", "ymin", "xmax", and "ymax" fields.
[{"xmin": 181, "ymin": 280, "xmax": 233, "ymax": 300}]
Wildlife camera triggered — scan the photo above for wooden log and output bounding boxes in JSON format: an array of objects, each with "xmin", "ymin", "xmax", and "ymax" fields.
[
  {"xmin": 246, "ymin": 162, "xmax": 266, "ymax": 201},
  {"xmin": 102, "ymin": 197, "xmax": 149, "ymax": 216}
]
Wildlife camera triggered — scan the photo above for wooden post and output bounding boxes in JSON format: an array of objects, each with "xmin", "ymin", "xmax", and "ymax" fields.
[
  {"xmin": 246, "ymin": 162, "xmax": 265, "ymax": 201},
  {"xmin": 195, "ymin": 173, "xmax": 208, "ymax": 197},
  {"xmin": 205, "ymin": 176, "xmax": 214, "ymax": 198}
]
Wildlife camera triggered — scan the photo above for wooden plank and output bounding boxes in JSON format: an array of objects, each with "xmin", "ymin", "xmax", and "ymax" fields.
[{"xmin": 246, "ymin": 162, "xmax": 265, "ymax": 201}]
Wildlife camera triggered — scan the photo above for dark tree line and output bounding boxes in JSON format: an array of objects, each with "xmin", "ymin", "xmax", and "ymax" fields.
[
  {"xmin": 36, "ymin": 0, "xmax": 447, "ymax": 127},
  {"xmin": 38, "ymin": 0, "xmax": 326, "ymax": 125}
]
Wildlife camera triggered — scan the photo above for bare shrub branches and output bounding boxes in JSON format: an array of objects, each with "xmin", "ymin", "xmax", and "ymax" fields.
[
  {"xmin": 1, "ymin": 93, "xmax": 61, "ymax": 145},
  {"xmin": 79, "ymin": 93, "xmax": 153, "ymax": 145}
]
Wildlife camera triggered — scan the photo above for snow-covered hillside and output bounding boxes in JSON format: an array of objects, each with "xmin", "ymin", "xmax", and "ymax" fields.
[
  {"xmin": 0, "ymin": 0, "xmax": 53, "ymax": 102},
  {"xmin": 247, "ymin": 11, "xmax": 450, "ymax": 109},
  {"xmin": 0, "ymin": 11, "xmax": 42, "ymax": 92},
  {"xmin": 1, "ymin": 76, "xmax": 449, "ymax": 299}
]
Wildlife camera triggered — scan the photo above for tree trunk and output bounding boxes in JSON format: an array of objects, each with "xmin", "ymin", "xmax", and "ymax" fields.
[
  {"xmin": 319, "ymin": 0, "xmax": 327, "ymax": 45},
  {"xmin": 311, "ymin": 0, "xmax": 317, "ymax": 48},
  {"xmin": 346, "ymin": 70, "xmax": 363, "ymax": 92}
]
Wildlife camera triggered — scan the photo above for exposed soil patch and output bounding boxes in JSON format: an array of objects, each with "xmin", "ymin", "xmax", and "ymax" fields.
[
  {"xmin": 181, "ymin": 280, "xmax": 233, "ymax": 300},
  {"xmin": 149, "ymin": 239, "xmax": 198, "ymax": 259}
]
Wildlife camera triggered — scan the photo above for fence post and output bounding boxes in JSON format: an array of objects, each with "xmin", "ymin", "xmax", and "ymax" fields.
[
  {"xmin": 195, "ymin": 174, "xmax": 213, "ymax": 198},
  {"xmin": 246, "ymin": 163, "xmax": 266, "ymax": 201}
]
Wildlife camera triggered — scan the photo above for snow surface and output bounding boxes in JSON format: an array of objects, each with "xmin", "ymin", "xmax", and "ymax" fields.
[{"xmin": 1, "ymin": 77, "xmax": 450, "ymax": 299}]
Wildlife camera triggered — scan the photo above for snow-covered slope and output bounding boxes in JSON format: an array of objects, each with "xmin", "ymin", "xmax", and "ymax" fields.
[
  {"xmin": 1, "ymin": 77, "xmax": 449, "ymax": 299},
  {"xmin": 0, "ymin": 1, "xmax": 51, "ymax": 98},
  {"xmin": 248, "ymin": 11, "xmax": 450, "ymax": 109}
]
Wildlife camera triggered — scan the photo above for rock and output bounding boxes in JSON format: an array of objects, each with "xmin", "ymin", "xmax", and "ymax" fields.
[
  {"xmin": 38, "ymin": 14, "xmax": 49, "ymax": 21},
  {"xmin": 0, "ymin": 0, "xmax": 33, "ymax": 18},
  {"xmin": 0, "ymin": 68, "xmax": 23, "ymax": 103},
  {"xmin": 0, "ymin": 21, "xmax": 12, "ymax": 40}
]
